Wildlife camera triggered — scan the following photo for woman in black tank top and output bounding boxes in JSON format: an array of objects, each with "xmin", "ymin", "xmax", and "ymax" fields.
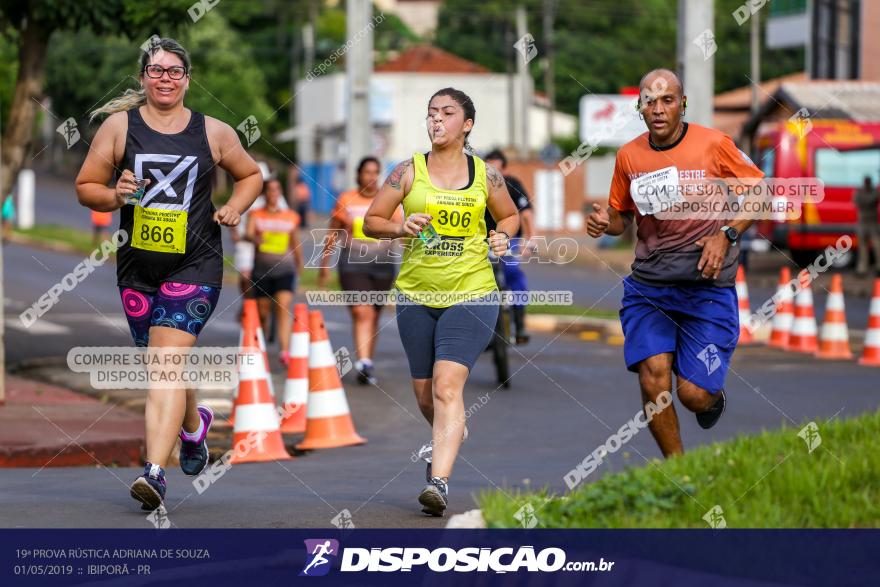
[{"xmin": 75, "ymin": 38, "xmax": 263, "ymax": 511}]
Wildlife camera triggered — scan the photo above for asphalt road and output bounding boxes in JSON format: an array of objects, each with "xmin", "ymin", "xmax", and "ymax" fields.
[{"xmin": 2, "ymin": 239, "xmax": 880, "ymax": 528}]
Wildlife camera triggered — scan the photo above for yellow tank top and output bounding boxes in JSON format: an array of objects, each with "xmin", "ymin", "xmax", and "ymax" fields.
[{"xmin": 393, "ymin": 152, "xmax": 498, "ymax": 308}]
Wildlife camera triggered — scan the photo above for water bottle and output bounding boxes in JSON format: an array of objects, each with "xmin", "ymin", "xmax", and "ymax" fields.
[
  {"xmin": 419, "ymin": 222, "xmax": 441, "ymax": 248},
  {"xmin": 127, "ymin": 177, "xmax": 147, "ymax": 206}
]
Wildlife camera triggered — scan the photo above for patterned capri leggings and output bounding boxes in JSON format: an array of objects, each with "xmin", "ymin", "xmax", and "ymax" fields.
[{"xmin": 119, "ymin": 282, "xmax": 221, "ymax": 347}]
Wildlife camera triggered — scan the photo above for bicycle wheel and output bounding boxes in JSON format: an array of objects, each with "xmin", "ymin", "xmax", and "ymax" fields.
[{"xmin": 492, "ymin": 303, "xmax": 511, "ymax": 388}]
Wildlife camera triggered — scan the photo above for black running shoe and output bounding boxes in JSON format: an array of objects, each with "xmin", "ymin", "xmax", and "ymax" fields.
[
  {"xmin": 179, "ymin": 405, "xmax": 213, "ymax": 476},
  {"xmin": 696, "ymin": 390, "xmax": 726, "ymax": 430},
  {"xmin": 356, "ymin": 362, "xmax": 377, "ymax": 385},
  {"xmin": 419, "ymin": 477, "xmax": 448, "ymax": 517},
  {"xmin": 130, "ymin": 463, "xmax": 166, "ymax": 511}
]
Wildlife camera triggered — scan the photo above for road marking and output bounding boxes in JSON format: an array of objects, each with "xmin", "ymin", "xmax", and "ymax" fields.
[{"xmin": 5, "ymin": 318, "xmax": 71, "ymax": 335}]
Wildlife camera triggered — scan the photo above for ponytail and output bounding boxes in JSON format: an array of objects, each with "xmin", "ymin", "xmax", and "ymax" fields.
[{"xmin": 89, "ymin": 88, "xmax": 146, "ymax": 122}]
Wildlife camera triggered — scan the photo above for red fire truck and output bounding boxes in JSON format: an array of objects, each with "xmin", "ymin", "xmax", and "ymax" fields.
[{"xmin": 754, "ymin": 119, "xmax": 880, "ymax": 267}]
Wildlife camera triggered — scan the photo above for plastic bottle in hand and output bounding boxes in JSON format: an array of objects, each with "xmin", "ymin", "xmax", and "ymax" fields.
[
  {"xmin": 419, "ymin": 222, "xmax": 441, "ymax": 248},
  {"xmin": 126, "ymin": 177, "xmax": 147, "ymax": 206}
]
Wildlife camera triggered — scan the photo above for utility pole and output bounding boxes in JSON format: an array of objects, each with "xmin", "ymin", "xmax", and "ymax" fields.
[
  {"xmin": 506, "ymin": 22, "xmax": 516, "ymax": 150},
  {"xmin": 515, "ymin": 5, "xmax": 531, "ymax": 158},
  {"xmin": 750, "ymin": 9, "xmax": 761, "ymax": 115},
  {"xmin": 345, "ymin": 0, "xmax": 373, "ymax": 187},
  {"xmin": 676, "ymin": 0, "xmax": 714, "ymax": 127},
  {"xmin": 543, "ymin": 0, "xmax": 556, "ymax": 147}
]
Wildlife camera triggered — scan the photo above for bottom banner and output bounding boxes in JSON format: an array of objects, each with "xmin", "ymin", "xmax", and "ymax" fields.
[{"xmin": 0, "ymin": 529, "xmax": 876, "ymax": 586}]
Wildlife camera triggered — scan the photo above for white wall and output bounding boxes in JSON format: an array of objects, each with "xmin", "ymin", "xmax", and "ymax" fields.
[
  {"xmin": 294, "ymin": 74, "xmax": 345, "ymax": 162},
  {"xmin": 294, "ymin": 71, "xmax": 577, "ymax": 167}
]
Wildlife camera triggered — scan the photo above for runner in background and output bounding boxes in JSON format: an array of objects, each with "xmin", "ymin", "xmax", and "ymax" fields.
[
  {"xmin": 91, "ymin": 210, "xmax": 113, "ymax": 246},
  {"xmin": 287, "ymin": 164, "xmax": 312, "ymax": 228},
  {"xmin": 484, "ymin": 149, "xmax": 536, "ymax": 344},
  {"xmin": 231, "ymin": 164, "xmax": 286, "ymax": 299},
  {"xmin": 318, "ymin": 156, "xmax": 403, "ymax": 385},
  {"xmin": 246, "ymin": 177, "xmax": 303, "ymax": 364}
]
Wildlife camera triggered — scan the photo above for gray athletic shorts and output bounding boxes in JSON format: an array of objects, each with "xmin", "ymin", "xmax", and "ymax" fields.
[{"xmin": 395, "ymin": 294, "xmax": 499, "ymax": 379}]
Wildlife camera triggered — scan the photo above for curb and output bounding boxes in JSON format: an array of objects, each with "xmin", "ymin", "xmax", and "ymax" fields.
[
  {"xmin": 526, "ymin": 313, "xmax": 623, "ymax": 338},
  {"xmin": 445, "ymin": 509, "xmax": 486, "ymax": 529},
  {"xmin": 0, "ymin": 438, "xmax": 142, "ymax": 468}
]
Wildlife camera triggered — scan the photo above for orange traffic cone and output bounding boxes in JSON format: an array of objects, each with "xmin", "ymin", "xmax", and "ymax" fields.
[
  {"xmin": 816, "ymin": 274, "xmax": 853, "ymax": 360},
  {"xmin": 230, "ymin": 300, "xmax": 275, "ymax": 427},
  {"xmin": 735, "ymin": 266, "xmax": 754, "ymax": 344},
  {"xmin": 229, "ymin": 323, "xmax": 292, "ymax": 463},
  {"xmin": 280, "ymin": 304, "xmax": 309, "ymax": 433},
  {"xmin": 787, "ymin": 270, "xmax": 818, "ymax": 353},
  {"xmin": 859, "ymin": 278, "xmax": 880, "ymax": 367},
  {"xmin": 768, "ymin": 267, "xmax": 794, "ymax": 349},
  {"xmin": 296, "ymin": 310, "xmax": 366, "ymax": 450},
  {"xmin": 245, "ymin": 299, "xmax": 276, "ymax": 398}
]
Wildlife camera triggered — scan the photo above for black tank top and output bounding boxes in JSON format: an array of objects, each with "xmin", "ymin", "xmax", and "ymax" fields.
[{"xmin": 117, "ymin": 107, "xmax": 222, "ymax": 292}]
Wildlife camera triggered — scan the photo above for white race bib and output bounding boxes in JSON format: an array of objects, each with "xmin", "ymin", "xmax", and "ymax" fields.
[{"xmin": 629, "ymin": 166, "xmax": 683, "ymax": 216}]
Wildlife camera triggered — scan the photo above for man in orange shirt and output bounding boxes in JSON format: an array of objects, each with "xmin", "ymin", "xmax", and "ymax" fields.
[
  {"xmin": 587, "ymin": 69, "xmax": 763, "ymax": 457},
  {"xmin": 246, "ymin": 177, "xmax": 303, "ymax": 363},
  {"xmin": 319, "ymin": 157, "xmax": 403, "ymax": 385}
]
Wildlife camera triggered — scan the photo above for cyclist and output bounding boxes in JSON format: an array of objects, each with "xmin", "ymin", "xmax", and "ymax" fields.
[
  {"xmin": 246, "ymin": 177, "xmax": 303, "ymax": 364},
  {"xmin": 484, "ymin": 149, "xmax": 535, "ymax": 344},
  {"xmin": 319, "ymin": 156, "xmax": 403, "ymax": 384},
  {"xmin": 586, "ymin": 69, "xmax": 762, "ymax": 457},
  {"xmin": 364, "ymin": 87, "xmax": 519, "ymax": 516},
  {"xmin": 76, "ymin": 37, "xmax": 262, "ymax": 510}
]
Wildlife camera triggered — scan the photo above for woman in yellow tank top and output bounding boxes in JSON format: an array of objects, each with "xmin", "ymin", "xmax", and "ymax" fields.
[{"xmin": 364, "ymin": 87, "xmax": 519, "ymax": 517}]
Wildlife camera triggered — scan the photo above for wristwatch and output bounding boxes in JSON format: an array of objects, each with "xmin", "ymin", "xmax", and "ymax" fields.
[{"xmin": 720, "ymin": 225, "xmax": 739, "ymax": 243}]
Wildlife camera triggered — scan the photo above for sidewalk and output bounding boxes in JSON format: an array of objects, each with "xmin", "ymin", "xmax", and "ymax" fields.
[{"xmin": 0, "ymin": 376, "xmax": 144, "ymax": 467}]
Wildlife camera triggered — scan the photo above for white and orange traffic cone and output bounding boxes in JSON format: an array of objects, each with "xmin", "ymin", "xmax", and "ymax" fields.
[
  {"xmin": 859, "ymin": 278, "xmax": 880, "ymax": 367},
  {"xmin": 768, "ymin": 267, "xmax": 794, "ymax": 349},
  {"xmin": 816, "ymin": 274, "xmax": 853, "ymax": 360},
  {"xmin": 296, "ymin": 310, "xmax": 366, "ymax": 450},
  {"xmin": 280, "ymin": 304, "xmax": 309, "ymax": 434},
  {"xmin": 229, "ymin": 318, "xmax": 292, "ymax": 463},
  {"xmin": 249, "ymin": 299, "xmax": 277, "ymax": 398},
  {"xmin": 735, "ymin": 266, "xmax": 754, "ymax": 345},
  {"xmin": 787, "ymin": 270, "xmax": 818, "ymax": 353}
]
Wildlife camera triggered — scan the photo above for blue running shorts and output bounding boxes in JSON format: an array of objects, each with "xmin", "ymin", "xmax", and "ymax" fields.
[{"xmin": 619, "ymin": 276, "xmax": 739, "ymax": 393}]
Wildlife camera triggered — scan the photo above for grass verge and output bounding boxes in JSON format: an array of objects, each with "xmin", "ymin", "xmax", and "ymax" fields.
[
  {"xmin": 12, "ymin": 224, "xmax": 98, "ymax": 256},
  {"xmin": 479, "ymin": 409, "xmax": 880, "ymax": 528},
  {"xmin": 527, "ymin": 303, "xmax": 618, "ymax": 320}
]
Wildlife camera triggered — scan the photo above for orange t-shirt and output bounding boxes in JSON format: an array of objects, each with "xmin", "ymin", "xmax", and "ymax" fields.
[
  {"xmin": 250, "ymin": 207, "xmax": 300, "ymax": 271},
  {"xmin": 332, "ymin": 190, "xmax": 403, "ymax": 242},
  {"xmin": 91, "ymin": 211, "xmax": 112, "ymax": 227},
  {"xmin": 609, "ymin": 123, "xmax": 763, "ymax": 286},
  {"xmin": 331, "ymin": 190, "xmax": 403, "ymax": 270}
]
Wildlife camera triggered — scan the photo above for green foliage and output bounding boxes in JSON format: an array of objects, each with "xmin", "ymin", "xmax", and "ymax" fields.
[
  {"xmin": 435, "ymin": 0, "xmax": 805, "ymax": 116},
  {"xmin": 480, "ymin": 409, "xmax": 880, "ymax": 528},
  {"xmin": 179, "ymin": 11, "xmax": 274, "ymax": 134},
  {"xmin": 0, "ymin": 29, "xmax": 18, "ymax": 129},
  {"xmin": 42, "ymin": 9, "xmax": 273, "ymax": 156}
]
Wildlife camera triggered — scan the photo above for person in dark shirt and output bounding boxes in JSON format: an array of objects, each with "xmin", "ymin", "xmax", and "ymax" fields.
[{"xmin": 484, "ymin": 149, "xmax": 535, "ymax": 344}]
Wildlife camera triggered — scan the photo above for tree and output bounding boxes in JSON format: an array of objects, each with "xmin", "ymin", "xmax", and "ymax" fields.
[
  {"xmin": 0, "ymin": 0, "xmax": 191, "ymax": 199},
  {"xmin": 434, "ymin": 0, "xmax": 804, "ymax": 116}
]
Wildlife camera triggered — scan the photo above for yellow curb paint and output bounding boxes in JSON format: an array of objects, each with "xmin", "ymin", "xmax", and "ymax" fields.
[
  {"xmin": 606, "ymin": 335, "xmax": 625, "ymax": 346},
  {"xmin": 578, "ymin": 331, "xmax": 601, "ymax": 341}
]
